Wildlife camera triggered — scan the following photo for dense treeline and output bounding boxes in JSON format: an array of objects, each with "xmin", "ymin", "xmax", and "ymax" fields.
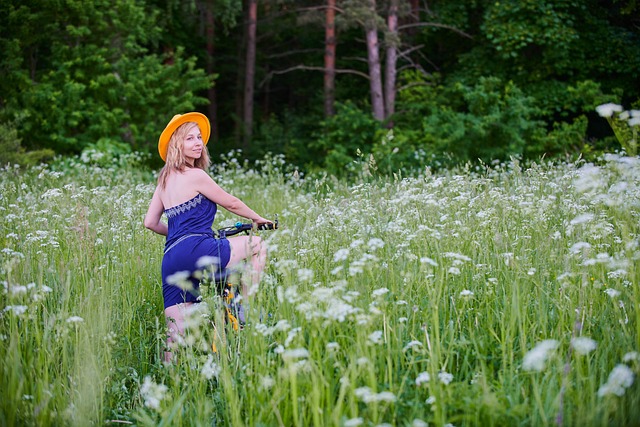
[{"xmin": 1, "ymin": 0, "xmax": 639, "ymax": 173}]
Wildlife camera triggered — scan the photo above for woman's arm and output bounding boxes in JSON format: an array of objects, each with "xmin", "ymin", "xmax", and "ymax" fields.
[
  {"xmin": 144, "ymin": 187, "xmax": 168, "ymax": 236},
  {"xmin": 192, "ymin": 169, "xmax": 270, "ymax": 224}
]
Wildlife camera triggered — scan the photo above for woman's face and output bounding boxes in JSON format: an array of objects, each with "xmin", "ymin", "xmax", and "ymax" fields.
[{"xmin": 183, "ymin": 125, "xmax": 203, "ymax": 162}]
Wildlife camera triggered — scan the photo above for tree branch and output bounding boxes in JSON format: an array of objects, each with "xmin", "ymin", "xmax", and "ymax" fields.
[
  {"xmin": 398, "ymin": 22, "xmax": 473, "ymax": 39},
  {"xmin": 267, "ymin": 49, "xmax": 323, "ymax": 60},
  {"xmin": 260, "ymin": 65, "xmax": 369, "ymax": 87}
]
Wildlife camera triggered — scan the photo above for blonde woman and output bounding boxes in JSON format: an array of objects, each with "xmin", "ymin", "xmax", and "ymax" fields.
[{"xmin": 144, "ymin": 112, "xmax": 271, "ymax": 360}]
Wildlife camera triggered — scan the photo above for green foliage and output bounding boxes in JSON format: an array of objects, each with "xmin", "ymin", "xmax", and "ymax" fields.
[
  {"xmin": 1, "ymin": 0, "xmax": 639, "ymax": 169},
  {"xmin": 310, "ymin": 101, "xmax": 380, "ymax": 175},
  {"xmin": 0, "ymin": 0, "xmax": 211, "ymax": 156},
  {"xmin": 483, "ymin": 0, "xmax": 580, "ymax": 69},
  {"xmin": 0, "ymin": 121, "xmax": 54, "ymax": 167},
  {"xmin": 252, "ymin": 110, "xmax": 323, "ymax": 169},
  {"xmin": 395, "ymin": 74, "xmax": 543, "ymax": 164}
]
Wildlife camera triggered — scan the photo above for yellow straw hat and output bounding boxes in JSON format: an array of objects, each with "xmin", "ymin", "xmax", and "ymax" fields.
[{"xmin": 158, "ymin": 112, "xmax": 211, "ymax": 161}]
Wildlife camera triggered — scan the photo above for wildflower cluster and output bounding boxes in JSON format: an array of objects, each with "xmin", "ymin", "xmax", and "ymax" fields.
[{"xmin": 596, "ymin": 103, "xmax": 639, "ymax": 156}]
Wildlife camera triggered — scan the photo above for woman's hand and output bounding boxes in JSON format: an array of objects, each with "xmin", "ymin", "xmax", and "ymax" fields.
[{"xmin": 253, "ymin": 216, "xmax": 273, "ymax": 227}]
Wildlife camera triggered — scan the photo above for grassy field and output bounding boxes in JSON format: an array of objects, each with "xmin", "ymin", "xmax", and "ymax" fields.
[{"xmin": 1, "ymin": 152, "xmax": 639, "ymax": 426}]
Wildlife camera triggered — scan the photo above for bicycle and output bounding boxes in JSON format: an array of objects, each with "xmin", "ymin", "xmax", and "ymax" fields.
[{"xmin": 211, "ymin": 217, "xmax": 278, "ymax": 334}]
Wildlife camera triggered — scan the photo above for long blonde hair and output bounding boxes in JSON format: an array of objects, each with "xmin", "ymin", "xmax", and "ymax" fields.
[{"xmin": 158, "ymin": 122, "xmax": 211, "ymax": 188}]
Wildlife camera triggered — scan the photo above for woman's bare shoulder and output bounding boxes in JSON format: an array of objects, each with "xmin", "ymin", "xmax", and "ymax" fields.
[{"xmin": 185, "ymin": 167, "xmax": 213, "ymax": 182}]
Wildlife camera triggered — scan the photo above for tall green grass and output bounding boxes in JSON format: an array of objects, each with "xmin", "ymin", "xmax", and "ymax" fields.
[{"xmin": 1, "ymin": 153, "xmax": 638, "ymax": 426}]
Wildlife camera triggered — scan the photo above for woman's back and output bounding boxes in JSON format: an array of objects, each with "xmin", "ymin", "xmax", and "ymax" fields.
[{"xmin": 160, "ymin": 169, "xmax": 200, "ymax": 209}]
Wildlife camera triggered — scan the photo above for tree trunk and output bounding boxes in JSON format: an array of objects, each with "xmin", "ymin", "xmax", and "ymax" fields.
[
  {"xmin": 243, "ymin": 0, "xmax": 258, "ymax": 151},
  {"xmin": 365, "ymin": 0, "xmax": 385, "ymax": 121},
  {"xmin": 324, "ymin": 0, "xmax": 337, "ymax": 118},
  {"xmin": 234, "ymin": 9, "xmax": 246, "ymax": 146},
  {"xmin": 205, "ymin": 0, "xmax": 218, "ymax": 142},
  {"xmin": 384, "ymin": 0, "xmax": 398, "ymax": 124}
]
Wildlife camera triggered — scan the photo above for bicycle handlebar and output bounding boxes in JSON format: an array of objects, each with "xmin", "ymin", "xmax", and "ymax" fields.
[{"xmin": 216, "ymin": 216, "xmax": 278, "ymax": 238}]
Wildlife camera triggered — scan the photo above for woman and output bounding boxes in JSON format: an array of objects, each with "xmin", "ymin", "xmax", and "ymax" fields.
[{"xmin": 144, "ymin": 112, "xmax": 271, "ymax": 360}]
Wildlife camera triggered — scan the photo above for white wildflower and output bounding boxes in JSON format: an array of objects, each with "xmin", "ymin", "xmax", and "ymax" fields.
[
  {"xmin": 281, "ymin": 348, "xmax": 309, "ymax": 361},
  {"xmin": 448, "ymin": 267, "xmax": 461, "ymax": 275},
  {"xmin": 66, "ymin": 316, "xmax": 84, "ymax": 323},
  {"xmin": 438, "ymin": 371, "xmax": 453, "ymax": 385},
  {"xmin": 412, "ymin": 420, "xmax": 428, "ymax": 427},
  {"xmin": 415, "ymin": 372, "xmax": 431, "ymax": 386},
  {"xmin": 196, "ymin": 256, "xmax": 219, "ymax": 269},
  {"xmin": 201, "ymin": 355, "xmax": 221, "ymax": 380},
  {"xmin": 375, "ymin": 391, "xmax": 396, "ymax": 403},
  {"xmin": 349, "ymin": 264, "xmax": 363, "ymax": 276},
  {"xmin": 604, "ymin": 288, "xmax": 620, "ymax": 298},
  {"xmin": 350, "ymin": 239, "xmax": 364, "ymax": 248},
  {"xmin": 353, "ymin": 385, "xmax": 374, "ymax": 402},
  {"xmin": 4, "ymin": 305, "xmax": 27, "ymax": 316},
  {"xmin": 403, "ymin": 340, "xmax": 423, "ymax": 351},
  {"xmin": 344, "ymin": 417, "xmax": 364, "ymax": 427},
  {"xmin": 571, "ymin": 337, "xmax": 597, "ymax": 355},
  {"xmin": 273, "ymin": 319, "xmax": 292, "ymax": 332},
  {"xmin": 570, "ymin": 213, "xmax": 594, "ymax": 225},
  {"xmin": 425, "ymin": 396, "xmax": 436, "ymax": 405},
  {"xmin": 607, "ymin": 269, "xmax": 627, "ymax": 279},
  {"xmin": 354, "ymin": 387, "xmax": 396, "ymax": 404},
  {"xmin": 140, "ymin": 376, "xmax": 168, "ymax": 411},
  {"xmin": 333, "ymin": 248, "xmax": 350, "ymax": 263},
  {"xmin": 323, "ymin": 299, "xmax": 359, "ymax": 322},
  {"xmin": 41, "ymin": 188, "xmax": 63, "ymax": 198},
  {"xmin": 575, "ymin": 164, "xmax": 609, "ymax": 195},
  {"xmin": 420, "ymin": 257, "xmax": 438, "ymax": 267},
  {"xmin": 444, "ymin": 252, "xmax": 472, "ymax": 262},
  {"xmin": 628, "ymin": 117, "xmax": 640, "ymax": 127},
  {"xmin": 368, "ymin": 330, "xmax": 384, "ymax": 345},
  {"xmin": 372, "ymin": 287, "xmax": 389, "ymax": 297},
  {"xmin": 622, "ymin": 352, "xmax": 640, "ymax": 363},
  {"xmin": 326, "ymin": 342, "xmax": 340, "ymax": 351},
  {"xmin": 459, "ymin": 289, "xmax": 474, "ymax": 297},
  {"xmin": 259, "ymin": 375, "xmax": 275, "ymax": 391},
  {"xmin": 166, "ymin": 270, "xmax": 191, "ymax": 285},
  {"xmin": 297, "ymin": 268, "xmax": 314, "ymax": 282},
  {"xmin": 9, "ymin": 285, "xmax": 27, "ymax": 295},
  {"xmin": 522, "ymin": 340, "xmax": 559, "ymax": 372},
  {"xmin": 596, "ymin": 103, "xmax": 623, "ymax": 118},
  {"xmin": 597, "ymin": 364, "xmax": 634, "ymax": 397},
  {"xmin": 368, "ymin": 238, "xmax": 385, "ymax": 250},
  {"xmin": 569, "ymin": 242, "xmax": 591, "ymax": 254},
  {"xmin": 356, "ymin": 357, "xmax": 370, "ymax": 366}
]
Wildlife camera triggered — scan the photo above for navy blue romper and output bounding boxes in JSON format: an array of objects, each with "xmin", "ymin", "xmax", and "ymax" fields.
[{"xmin": 161, "ymin": 193, "xmax": 231, "ymax": 309}]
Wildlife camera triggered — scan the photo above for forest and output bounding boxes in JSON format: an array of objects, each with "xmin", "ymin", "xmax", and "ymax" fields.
[{"xmin": 1, "ymin": 0, "xmax": 639, "ymax": 174}]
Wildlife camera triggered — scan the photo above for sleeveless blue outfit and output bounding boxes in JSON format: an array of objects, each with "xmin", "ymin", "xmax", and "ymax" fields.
[{"xmin": 161, "ymin": 193, "xmax": 231, "ymax": 309}]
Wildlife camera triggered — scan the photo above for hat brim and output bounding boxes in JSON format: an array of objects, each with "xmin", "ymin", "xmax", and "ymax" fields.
[{"xmin": 158, "ymin": 112, "xmax": 211, "ymax": 161}]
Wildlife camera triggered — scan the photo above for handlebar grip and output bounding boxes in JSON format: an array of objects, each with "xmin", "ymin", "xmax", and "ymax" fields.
[{"xmin": 257, "ymin": 222, "xmax": 276, "ymax": 231}]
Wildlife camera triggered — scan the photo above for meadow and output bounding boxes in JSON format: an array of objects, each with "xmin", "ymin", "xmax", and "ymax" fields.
[{"xmin": 1, "ymin": 151, "xmax": 639, "ymax": 426}]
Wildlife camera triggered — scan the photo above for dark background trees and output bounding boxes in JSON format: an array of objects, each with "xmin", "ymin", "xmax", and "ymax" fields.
[{"xmin": 1, "ymin": 0, "xmax": 638, "ymax": 172}]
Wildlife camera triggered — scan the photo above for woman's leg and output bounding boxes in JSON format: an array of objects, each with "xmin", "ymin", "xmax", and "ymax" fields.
[
  {"xmin": 226, "ymin": 235, "xmax": 267, "ymax": 293},
  {"xmin": 163, "ymin": 302, "xmax": 194, "ymax": 363}
]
